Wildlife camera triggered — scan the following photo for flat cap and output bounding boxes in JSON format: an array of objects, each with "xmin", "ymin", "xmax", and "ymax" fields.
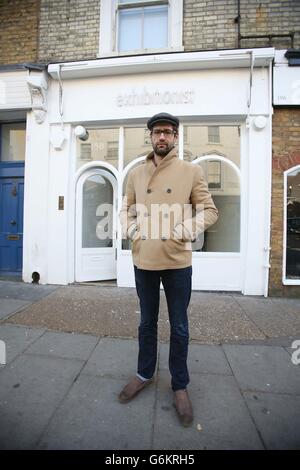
[{"xmin": 147, "ymin": 112, "xmax": 179, "ymax": 130}]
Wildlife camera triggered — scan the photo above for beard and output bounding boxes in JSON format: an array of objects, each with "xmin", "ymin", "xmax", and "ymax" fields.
[{"xmin": 153, "ymin": 142, "xmax": 174, "ymax": 157}]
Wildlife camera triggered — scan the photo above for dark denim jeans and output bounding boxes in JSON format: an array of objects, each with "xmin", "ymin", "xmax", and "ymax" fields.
[{"xmin": 134, "ymin": 265, "xmax": 192, "ymax": 391}]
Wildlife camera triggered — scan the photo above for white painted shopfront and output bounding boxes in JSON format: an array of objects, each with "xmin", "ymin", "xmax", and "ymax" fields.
[{"xmin": 22, "ymin": 48, "xmax": 274, "ymax": 295}]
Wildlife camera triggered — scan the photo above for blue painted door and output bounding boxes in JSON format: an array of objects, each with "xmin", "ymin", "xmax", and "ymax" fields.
[{"xmin": 0, "ymin": 177, "xmax": 24, "ymax": 276}]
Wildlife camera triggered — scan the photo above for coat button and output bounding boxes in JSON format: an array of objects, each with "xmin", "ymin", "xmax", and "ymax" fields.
[
  {"xmin": 166, "ymin": 188, "xmax": 172, "ymax": 193},
  {"xmin": 147, "ymin": 189, "xmax": 152, "ymax": 194}
]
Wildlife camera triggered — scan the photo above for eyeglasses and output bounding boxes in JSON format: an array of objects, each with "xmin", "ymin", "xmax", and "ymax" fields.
[{"xmin": 151, "ymin": 129, "xmax": 177, "ymax": 137}]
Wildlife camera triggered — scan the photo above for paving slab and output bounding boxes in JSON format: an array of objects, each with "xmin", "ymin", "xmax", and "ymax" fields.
[
  {"xmin": 231, "ymin": 336, "xmax": 298, "ymax": 347},
  {"xmin": 179, "ymin": 292, "xmax": 266, "ymax": 343},
  {"xmin": 4, "ymin": 286, "xmax": 141, "ymax": 337},
  {"xmin": 81, "ymin": 337, "xmax": 141, "ymax": 379},
  {"xmin": 0, "ymin": 281, "xmax": 59, "ymax": 302},
  {"xmin": 153, "ymin": 371, "xmax": 264, "ymax": 450},
  {"xmin": 159, "ymin": 343, "xmax": 232, "ymax": 375},
  {"xmin": 5, "ymin": 286, "xmax": 268, "ymax": 344},
  {"xmin": 233, "ymin": 296, "xmax": 300, "ymax": 338},
  {"xmin": 222, "ymin": 345, "xmax": 300, "ymax": 394},
  {"xmin": 0, "ymin": 325, "xmax": 46, "ymax": 366},
  {"xmin": 0, "ymin": 354, "xmax": 85, "ymax": 449},
  {"xmin": 270, "ymin": 297, "xmax": 300, "ymax": 316},
  {"xmin": 244, "ymin": 391, "xmax": 300, "ymax": 449},
  {"xmin": 25, "ymin": 330, "xmax": 99, "ymax": 361},
  {"xmin": 37, "ymin": 374, "xmax": 155, "ymax": 450},
  {"xmin": 0, "ymin": 299, "xmax": 31, "ymax": 320}
]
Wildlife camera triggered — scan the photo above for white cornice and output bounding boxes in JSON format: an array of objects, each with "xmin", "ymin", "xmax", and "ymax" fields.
[{"xmin": 48, "ymin": 48, "xmax": 275, "ymax": 80}]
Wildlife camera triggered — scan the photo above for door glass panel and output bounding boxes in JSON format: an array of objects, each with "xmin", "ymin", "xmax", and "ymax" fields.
[
  {"xmin": 76, "ymin": 129, "xmax": 119, "ymax": 169},
  {"xmin": 82, "ymin": 174, "xmax": 113, "ymax": 248},
  {"xmin": 286, "ymin": 167, "xmax": 300, "ymax": 280},
  {"xmin": 0, "ymin": 123, "xmax": 26, "ymax": 161},
  {"xmin": 124, "ymin": 127, "xmax": 152, "ymax": 166}
]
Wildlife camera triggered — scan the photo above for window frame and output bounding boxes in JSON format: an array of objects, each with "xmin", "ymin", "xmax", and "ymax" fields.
[
  {"xmin": 0, "ymin": 122, "xmax": 26, "ymax": 163},
  {"xmin": 208, "ymin": 126, "xmax": 220, "ymax": 144},
  {"xmin": 282, "ymin": 164, "xmax": 300, "ymax": 285},
  {"xmin": 99, "ymin": 0, "xmax": 183, "ymax": 57},
  {"xmin": 207, "ymin": 159, "xmax": 222, "ymax": 190}
]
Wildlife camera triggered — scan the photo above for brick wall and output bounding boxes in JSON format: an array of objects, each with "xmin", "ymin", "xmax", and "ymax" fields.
[
  {"xmin": 1, "ymin": 1, "xmax": 299, "ymax": 65},
  {"xmin": 35, "ymin": 1, "xmax": 300, "ymax": 63},
  {"xmin": 0, "ymin": 0, "xmax": 39, "ymax": 65},
  {"xmin": 38, "ymin": 0, "xmax": 100, "ymax": 63},
  {"xmin": 269, "ymin": 108, "xmax": 300, "ymax": 297},
  {"xmin": 183, "ymin": 0, "xmax": 300, "ymax": 51}
]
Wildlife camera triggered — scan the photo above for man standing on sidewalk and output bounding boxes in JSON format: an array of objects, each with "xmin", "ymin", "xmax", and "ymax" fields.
[{"xmin": 119, "ymin": 112, "xmax": 218, "ymax": 427}]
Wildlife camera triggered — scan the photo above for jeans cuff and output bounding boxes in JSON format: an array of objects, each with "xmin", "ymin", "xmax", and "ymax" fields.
[{"xmin": 136, "ymin": 373, "xmax": 152, "ymax": 382}]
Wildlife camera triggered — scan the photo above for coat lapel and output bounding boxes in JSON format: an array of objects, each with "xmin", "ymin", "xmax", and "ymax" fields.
[{"xmin": 146, "ymin": 147, "xmax": 178, "ymax": 187}]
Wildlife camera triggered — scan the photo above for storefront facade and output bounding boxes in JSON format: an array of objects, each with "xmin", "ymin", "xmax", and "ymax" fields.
[{"xmin": 19, "ymin": 48, "xmax": 275, "ymax": 295}]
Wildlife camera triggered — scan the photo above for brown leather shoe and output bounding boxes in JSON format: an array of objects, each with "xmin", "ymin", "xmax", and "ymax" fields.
[
  {"xmin": 118, "ymin": 376, "xmax": 153, "ymax": 404},
  {"xmin": 174, "ymin": 389, "xmax": 193, "ymax": 427}
]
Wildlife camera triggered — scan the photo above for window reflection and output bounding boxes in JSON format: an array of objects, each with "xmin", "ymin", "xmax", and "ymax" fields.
[
  {"xmin": 124, "ymin": 127, "xmax": 152, "ymax": 166},
  {"xmin": 82, "ymin": 175, "xmax": 113, "ymax": 248},
  {"xmin": 122, "ymin": 159, "xmax": 146, "ymax": 250},
  {"xmin": 286, "ymin": 168, "xmax": 300, "ymax": 279},
  {"xmin": 184, "ymin": 125, "xmax": 241, "ymax": 253},
  {"xmin": 76, "ymin": 129, "xmax": 119, "ymax": 169}
]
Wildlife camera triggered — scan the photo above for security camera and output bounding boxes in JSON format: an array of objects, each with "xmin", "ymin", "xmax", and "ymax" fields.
[{"xmin": 75, "ymin": 125, "xmax": 89, "ymax": 141}]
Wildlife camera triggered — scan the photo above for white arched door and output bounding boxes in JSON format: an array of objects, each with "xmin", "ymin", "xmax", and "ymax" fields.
[{"xmin": 75, "ymin": 168, "xmax": 117, "ymax": 282}]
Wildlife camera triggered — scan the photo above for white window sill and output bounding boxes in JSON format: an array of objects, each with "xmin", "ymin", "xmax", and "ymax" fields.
[
  {"xmin": 282, "ymin": 279, "xmax": 300, "ymax": 285},
  {"xmin": 97, "ymin": 46, "xmax": 185, "ymax": 59}
]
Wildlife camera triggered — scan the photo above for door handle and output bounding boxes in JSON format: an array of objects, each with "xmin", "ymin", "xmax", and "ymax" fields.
[{"xmin": 10, "ymin": 220, "xmax": 16, "ymax": 225}]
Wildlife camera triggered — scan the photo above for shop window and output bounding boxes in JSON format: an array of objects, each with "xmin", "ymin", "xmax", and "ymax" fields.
[
  {"xmin": 124, "ymin": 127, "xmax": 152, "ymax": 166},
  {"xmin": 184, "ymin": 126, "xmax": 189, "ymax": 144},
  {"xmin": 122, "ymin": 158, "xmax": 146, "ymax": 250},
  {"xmin": 144, "ymin": 128, "xmax": 151, "ymax": 145},
  {"xmin": 183, "ymin": 126, "xmax": 240, "ymax": 168},
  {"xmin": 76, "ymin": 129, "xmax": 119, "ymax": 169},
  {"xmin": 195, "ymin": 157, "xmax": 240, "ymax": 253},
  {"xmin": 183, "ymin": 125, "xmax": 241, "ymax": 254},
  {"xmin": 208, "ymin": 126, "xmax": 220, "ymax": 144},
  {"xmin": 283, "ymin": 165, "xmax": 300, "ymax": 284},
  {"xmin": 0, "ymin": 123, "xmax": 26, "ymax": 162},
  {"xmin": 99, "ymin": 0, "xmax": 183, "ymax": 56}
]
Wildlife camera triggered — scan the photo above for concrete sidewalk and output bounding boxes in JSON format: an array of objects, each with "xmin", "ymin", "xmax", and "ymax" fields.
[{"xmin": 0, "ymin": 280, "xmax": 299, "ymax": 450}]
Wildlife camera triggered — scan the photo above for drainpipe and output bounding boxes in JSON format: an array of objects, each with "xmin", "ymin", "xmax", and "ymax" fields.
[
  {"xmin": 236, "ymin": 0, "xmax": 241, "ymax": 48},
  {"xmin": 57, "ymin": 64, "xmax": 64, "ymax": 130},
  {"xmin": 263, "ymin": 60, "xmax": 273, "ymax": 297}
]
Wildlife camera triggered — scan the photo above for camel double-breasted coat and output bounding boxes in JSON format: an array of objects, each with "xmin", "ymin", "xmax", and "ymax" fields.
[{"xmin": 120, "ymin": 147, "xmax": 219, "ymax": 270}]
